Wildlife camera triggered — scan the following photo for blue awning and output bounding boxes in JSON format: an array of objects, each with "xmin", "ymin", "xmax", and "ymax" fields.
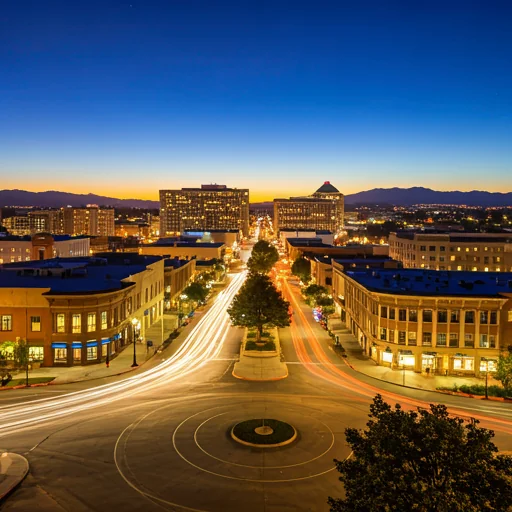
[
  {"xmin": 52, "ymin": 342, "xmax": 67, "ymax": 349},
  {"xmin": 72, "ymin": 342, "xmax": 82, "ymax": 348},
  {"xmin": 101, "ymin": 338, "xmax": 110, "ymax": 345},
  {"xmin": 87, "ymin": 341, "xmax": 98, "ymax": 347}
]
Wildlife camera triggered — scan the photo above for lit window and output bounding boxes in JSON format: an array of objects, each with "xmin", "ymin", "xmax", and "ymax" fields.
[
  {"xmin": 101, "ymin": 311, "xmax": 108, "ymax": 330},
  {"xmin": 72, "ymin": 314, "xmax": 81, "ymax": 333},
  {"xmin": 0, "ymin": 315, "xmax": 12, "ymax": 331},
  {"xmin": 87, "ymin": 345, "xmax": 97, "ymax": 360},
  {"xmin": 29, "ymin": 346, "xmax": 44, "ymax": 361},
  {"xmin": 31, "ymin": 316, "xmax": 41, "ymax": 332},
  {"xmin": 54, "ymin": 348, "xmax": 67, "ymax": 362},
  {"xmin": 56, "ymin": 313, "xmax": 65, "ymax": 333},
  {"xmin": 87, "ymin": 313, "xmax": 96, "ymax": 332}
]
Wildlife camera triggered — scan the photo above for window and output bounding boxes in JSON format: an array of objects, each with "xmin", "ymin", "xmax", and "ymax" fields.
[
  {"xmin": 54, "ymin": 348, "xmax": 67, "ymax": 363},
  {"xmin": 145, "ymin": 288, "xmax": 149, "ymax": 303},
  {"xmin": 440, "ymin": 246, "xmax": 446, "ymax": 252},
  {"xmin": 87, "ymin": 313, "xmax": 96, "ymax": 332},
  {"xmin": 449, "ymin": 333, "xmax": 458, "ymax": 347},
  {"xmin": 437, "ymin": 333, "xmax": 447, "ymax": 346},
  {"xmin": 408, "ymin": 332, "xmax": 417, "ymax": 345},
  {"xmin": 389, "ymin": 330, "xmax": 395, "ymax": 343},
  {"xmin": 420, "ymin": 245, "xmax": 426, "ymax": 251},
  {"xmin": 56, "ymin": 313, "xmax": 65, "ymax": 333},
  {"xmin": 72, "ymin": 314, "xmax": 81, "ymax": 334},
  {"xmin": 480, "ymin": 334, "xmax": 490, "ymax": 348},
  {"xmin": 490, "ymin": 335, "xmax": 496, "ymax": 348},
  {"xmin": 398, "ymin": 309, "xmax": 407, "ymax": 321},
  {"xmin": 409, "ymin": 310, "xmax": 418, "ymax": 322},
  {"xmin": 87, "ymin": 345, "xmax": 97, "ymax": 360},
  {"xmin": 429, "ymin": 246, "xmax": 436, "ymax": 252},
  {"xmin": 429, "ymin": 256, "xmax": 436, "ymax": 262},
  {"xmin": 0, "ymin": 315, "xmax": 12, "ymax": 331},
  {"xmin": 437, "ymin": 310, "xmax": 447, "ymax": 323},
  {"xmin": 381, "ymin": 306, "xmax": 388, "ymax": 319},
  {"xmin": 102, "ymin": 344, "xmax": 108, "ymax": 357},
  {"xmin": 101, "ymin": 311, "xmax": 107, "ymax": 330},
  {"xmin": 450, "ymin": 255, "xmax": 456, "ymax": 261},
  {"xmin": 453, "ymin": 357, "xmax": 474, "ymax": 371},
  {"xmin": 423, "ymin": 309, "xmax": 432, "ymax": 322},
  {"xmin": 490, "ymin": 311, "xmax": 497, "ymax": 325},
  {"xmin": 480, "ymin": 311, "xmax": 488, "ymax": 325},
  {"xmin": 31, "ymin": 316, "xmax": 41, "ymax": 332},
  {"xmin": 450, "ymin": 310, "xmax": 460, "ymax": 323},
  {"xmin": 389, "ymin": 308, "xmax": 395, "ymax": 320},
  {"xmin": 465, "ymin": 311, "xmax": 474, "ymax": 324},
  {"xmin": 29, "ymin": 346, "xmax": 44, "ymax": 362},
  {"xmin": 380, "ymin": 328, "xmax": 387, "ymax": 341},
  {"xmin": 398, "ymin": 331, "xmax": 406, "ymax": 344},
  {"xmin": 422, "ymin": 332, "xmax": 432, "ymax": 346},
  {"xmin": 464, "ymin": 333, "xmax": 474, "ymax": 348},
  {"xmin": 73, "ymin": 348, "xmax": 81, "ymax": 363}
]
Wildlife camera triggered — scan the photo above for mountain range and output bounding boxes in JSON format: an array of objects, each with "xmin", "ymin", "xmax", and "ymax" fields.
[{"xmin": 0, "ymin": 187, "xmax": 510, "ymax": 209}]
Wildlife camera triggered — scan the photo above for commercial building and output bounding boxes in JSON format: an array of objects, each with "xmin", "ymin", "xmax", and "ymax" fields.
[
  {"xmin": 0, "ymin": 254, "xmax": 164, "ymax": 367},
  {"xmin": 115, "ymin": 221, "xmax": 151, "ymax": 239},
  {"xmin": 0, "ymin": 234, "xmax": 90, "ymax": 264},
  {"xmin": 274, "ymin": 182, "xmax": 344, "ymax": 234},
  {"xmin": 332, "ymin": 267, "xmax": 512, "ymax": 377},
  {"xmin": 139, "ymin": 240, "xmax": 226, "ymax": 261},
  {"xmin": 62, "ymin": 206, "xmax": 115, "ymax": 237},
  {"xmin": 164, "ymin": 258, "xmax": 196, "ymax": 310},
  {"xmin": 28, "ymin": 210, "xmax": 63, "ymax": 235},
  {"xmin": 279, "ymin": 229, "xmax": 334, "ymax": 246},
  {"xmin": 2, "ymin": 216, "xmax": 31, "ymax": 236},
  {"xmin": 159, "ymin": 184, "xmax": 249, "ymax": 237},
  {"xmin": 389, "ymin": 231, "xmax": 512, "ymax": 272}
]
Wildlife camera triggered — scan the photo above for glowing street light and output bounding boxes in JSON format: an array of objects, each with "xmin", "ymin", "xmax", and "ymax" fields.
[{"xmin": 131, "ymin": 318, "xmax": 140, "ymax": 367}]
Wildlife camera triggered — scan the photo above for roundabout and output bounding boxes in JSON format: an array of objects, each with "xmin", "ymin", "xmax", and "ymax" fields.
[{"xmin": 231, "ymin": 418, "xmax": 297, "ymax": 448}]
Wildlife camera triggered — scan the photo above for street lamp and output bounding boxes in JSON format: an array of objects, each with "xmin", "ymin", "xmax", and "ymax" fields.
[
  {"xmin": 179, "ymin": 294, "xmax": 188, "ymax": 327},
  {"xmin": 482, "ymin": 358, "xmax": 489, "ymax": 399},
  {"xmin": 131, "ymin": 318, "xmax": 140, "ymax": 367}
]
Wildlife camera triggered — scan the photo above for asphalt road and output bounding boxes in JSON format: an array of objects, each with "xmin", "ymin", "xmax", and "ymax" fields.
[{"xmin": 1, "ymin": 270, "xmax": 511, "ymax": 512}]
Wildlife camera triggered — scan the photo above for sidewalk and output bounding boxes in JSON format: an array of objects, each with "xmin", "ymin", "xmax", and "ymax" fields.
[
  {"xmin": 334, "ymin": 328, "xmax": 500, "ymax": 392},
  {"xmin": 7, "ymin": 317, "xmax": 176, "ymax": 386},
  {"xmin": 0, "ymin": 452, "xmax": 29, "ymax": 501}
]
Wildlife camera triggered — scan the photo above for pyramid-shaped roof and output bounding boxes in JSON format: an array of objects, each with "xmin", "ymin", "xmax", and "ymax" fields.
[{"xmin": 315, "ymin": 181, "xmax": 339, "ymax": 194}]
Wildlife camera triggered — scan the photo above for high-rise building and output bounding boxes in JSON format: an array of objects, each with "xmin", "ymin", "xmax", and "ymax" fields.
[
  {"xmin": 273, "ymin": 181, "xmax": 344, "ymax": 234},
  {"xmin": 159, "ymin": 184, "xmax": 249, "ymax": 237},
  {"xmin": 62, "ymin": 206, "xmax": 115, "ymax": 237},
  {"xmin": 1, "ymin": 216, "xmax": 31, "ymax": 236},
  {"xmin": 28, "ymin": 209, "xmax": 64, "ymax": 234}
]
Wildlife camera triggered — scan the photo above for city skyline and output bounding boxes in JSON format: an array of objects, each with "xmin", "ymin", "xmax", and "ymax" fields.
[{"xmin": 1, "ymin": 1, "xmax": 512, "ymax": 202}]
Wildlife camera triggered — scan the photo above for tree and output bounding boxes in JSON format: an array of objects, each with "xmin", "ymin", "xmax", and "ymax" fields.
[
  {"xmin": 304, "ymin": 284, "xmax": 327, "ymax": 298},
  {"xmin": 183, "ymin": 282, "xmax": 208, "ymax": 303},
  {"xmin": 328, "ymin": 395, "xmax": 512, "ymax": 512},
  {"xmin": 247, "ymin": 240, "xmax": 279, "ymax": 274},
  {"xmin": 227, "ymin": 273, "xmax": 290, "ymax": 340},
  {"xmin": 495, "ymin": 348, "xmax": 512, "ymax": 395},
  {"xmin": 291, "ymin": 256, "xmax": 311, "ymax": 284}
]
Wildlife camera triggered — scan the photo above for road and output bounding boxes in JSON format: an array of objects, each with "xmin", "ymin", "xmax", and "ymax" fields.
[{"xmin": 1, "ymin": 267, "xmax": 511, "ymax": 511}]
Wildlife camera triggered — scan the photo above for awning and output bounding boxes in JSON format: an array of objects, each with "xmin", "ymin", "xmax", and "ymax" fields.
[
  {"xmin": 87, "ymin": 341, "xmax": 98, "ymax": 347},
  {"xmin": 101, "ymin": 338, "xmax": 110, "ymax": 345},
  {"xmin": 51, "ymin": 342, "xmax": 67, "ymax": 349},
  {"xmin": 398, "ymin": 350, "xmax": 413, "ymax": 355},
  {"xmin": 423, "ymin": 352, "xmax": 437, "ymax": 356},
  {"xmin": 72, "ymin": 342, "xmax": 82, "ymax": 348}
]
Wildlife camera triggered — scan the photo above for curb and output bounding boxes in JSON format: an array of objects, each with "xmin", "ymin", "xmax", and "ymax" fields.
[
  {"xmin": 231, "ymin": 367, "xmax": 288, "ymax": 382},
  {"xmin": 0, "ymin": 452, "xmax": 29, "ymax": 502}
]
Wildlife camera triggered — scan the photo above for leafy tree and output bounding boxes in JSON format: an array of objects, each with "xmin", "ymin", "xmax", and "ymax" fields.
[
  {"xmin": 228, "ymin": 273, "xmax": 290, "ymax": 340},
  {"xmin": 247, "ymin": 240, "xmax": 279, "ymax": 274},
  {"xmin": 197, "ymin": 271, "xmax": 215, "ymax": 283},
  {"xmin": 495, "ymin": 348, "xmax": 512, "ymax": 395},
  {"xmin": 183, "ymin": 282, "xmax": 208, "ymax": 303},
  {"xmin": 328, "ymin": 394, "xmax": 512, "ymax": 512},
  {"xmin": 291, "ymin": 257, "xmax": 311, "ymax": 284},
  {"xmin": 304, "ymin": 284, "xmax": 327, "ymax": 298}
]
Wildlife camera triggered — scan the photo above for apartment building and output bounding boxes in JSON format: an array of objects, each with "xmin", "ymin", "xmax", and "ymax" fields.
[
  {"xmin": 332, "ymin": 265, "xmax": 512, "ymax": 377},
  {"xmin": 274, "ymin": 182, "xmax": 344, "ymax": 234},
  {"xmin": 28, "ymin": 210, "xmax": 63, "ymax": 234},
  {"xmin": 2, "ymin": 216, "xmax": 31, "ymax": 236},
  {"xmin": 0, "ymin": 254, "xmax": 164, "ymax": 367},
  {"xmin": 389, "ymin": 231, "xmax": 512, "ymax": 272},
  {"xmin": 62, "ymin": 206, "xmax": 115, "ymax": 237},
  {"xmin": 159, "ymin": 184, "xmax": 249, "ymax": 237}
]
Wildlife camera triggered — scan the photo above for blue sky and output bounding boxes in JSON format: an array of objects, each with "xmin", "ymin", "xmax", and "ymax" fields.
[{"xmin": 1, "ymin": 0, "xmax": 511, "ymax": 201}]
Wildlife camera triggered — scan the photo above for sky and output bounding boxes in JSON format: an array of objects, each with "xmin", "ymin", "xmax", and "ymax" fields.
[{"xmin": 1, "ymin": 1, "xmax": 511, "ymax": 202}]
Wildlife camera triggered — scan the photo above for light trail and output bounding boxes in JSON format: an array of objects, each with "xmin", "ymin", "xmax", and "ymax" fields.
[
  {"xmin": 283, "ymin": 278, "xmax": 512, "ymax": 434},
  {"xmin": 0, "ymin": 272, "xmax": 247, "ymax": 438}
]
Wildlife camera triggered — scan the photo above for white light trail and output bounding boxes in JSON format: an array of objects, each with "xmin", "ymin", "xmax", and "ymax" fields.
[{"xmin": 0, "ymin": 272, "xmax": 247, "ymax": 438}]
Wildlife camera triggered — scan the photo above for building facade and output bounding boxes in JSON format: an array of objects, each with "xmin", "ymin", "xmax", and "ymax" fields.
[
  {"xmin": 274, "ymin": 182, "xmax": 344, "ymax": 234},
  {"xmin": 2, "ymin": 216, "xmax": 31, "ymax": 236},
  {"xmin": 389, "ymin": 231, "xmax": 512, "ymax": 272},
  {"xmin": 28, "ymin": 210, "xmax": 64, "ymax": 235},
  {"xmin": 0, "ymin": 254, "xmax": 164, "ymax": 367},
  {"xmin": 62, "ymin": 206, "xmax": 115, "ymax": 237},
  {"xmin": 332, "ymin": 265, "xmax": 512, "ymax": 377},
  {"xmin": 159, "ymin": 184, "xmax": 249, "ymax": 237},
  {"xmin": 0, "ymin": 234, "xmax": 90, "ymax": 264},
  {"xmin": 140, "ymin": 240, "xmax": 226, "ymax": 261}
]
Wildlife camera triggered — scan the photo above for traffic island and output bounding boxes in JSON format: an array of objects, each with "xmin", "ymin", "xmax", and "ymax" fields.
[
  {"xmin": 232, "ymin": 328, "xmax": 288, "ymax": 381},
  {"xmin": 231, "ymin": 419, "xmax": 297, "ymax": 448},
  {"xmin": 0, "ymin": 452, "xmax": 29, "ymax": 502}
]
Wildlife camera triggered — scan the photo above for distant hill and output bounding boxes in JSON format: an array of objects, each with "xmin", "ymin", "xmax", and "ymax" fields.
[
  {"xmin": 345, "ymin": 187, "xmax": 512, "ymax": 207},
  {"xmin": 0, "ymin": 189, "xmax": 159, "ymax": 209}
]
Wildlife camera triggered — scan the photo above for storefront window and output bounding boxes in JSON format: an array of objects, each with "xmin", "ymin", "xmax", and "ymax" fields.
[
  {"xmin": 453, "ymin": 357, "xmax": 474, "ymax": 371},
  {"xmin": 480, "ymin": 359, "xmax": 497, "ymax": 373},
  {"xmin": 102, "ymin": 344, "xmax": 108, "ymax": 357},
  {"xmin": 29, "ymin": 346, "xmax": 44, "ymax": 362},
  {"xmin": 73, "ymin": 348, "xmax": 81, "ymax": 363},
  {"xmin": 54, "ymin": 348, "xmax": 67, "ymax": 362},
  {"xmin": 398, "ymin": 354, "xmax": 415, "ymax": 367},
  {"xmin": 87, "ymin": 346, "xmax": 97, "ymax": 360},
  {"xmin": 382, "ymin": 350, "xmax": 393, "ymax": 363}
]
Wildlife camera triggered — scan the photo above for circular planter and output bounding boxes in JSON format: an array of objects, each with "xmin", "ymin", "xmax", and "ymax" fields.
[{"xmin": 231, "ymin": 419, "xmax": 297, "ymax": 448}]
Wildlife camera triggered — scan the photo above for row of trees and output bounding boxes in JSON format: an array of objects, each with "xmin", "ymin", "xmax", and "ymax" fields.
[{"xmin": 228, "ymin": 240, "xmax": 290, "ymax": 340}]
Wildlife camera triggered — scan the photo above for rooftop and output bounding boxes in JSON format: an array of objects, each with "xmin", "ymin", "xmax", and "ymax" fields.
[
  {"xmin": 345, "ymin": 268, "xmax": 512, "ymax": 297},
  {"xmin": 153, "ymin": 239, "xmax": 224, "ymax": 248},
  {"xmin": 315, "ymin": 181, "xmax": 340, "ymax": 194},
  {"xmin": 393, "ymin": 230, "xmax": 512, "ymax": 243},
  {"xmin": 0, "ymin": 254, "xmax": 162, "ymax": 294}
]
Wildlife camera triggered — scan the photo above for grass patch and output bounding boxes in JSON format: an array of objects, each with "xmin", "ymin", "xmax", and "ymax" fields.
[
  {"xmin": 231, "ymin": 419, "xmax": 296, "ymax": 446},
  {"xmin": 2, "ymin": 376, "xmax": 55, "ymax": 387},
  {"xmin": 437, "ymin": 384, "xmax": 511, "ymax": 398}
]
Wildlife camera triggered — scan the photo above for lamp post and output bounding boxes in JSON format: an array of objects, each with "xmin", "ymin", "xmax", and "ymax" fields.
[
  {"xmin": 179, "ymin": 294, "xmax": 187, "ymax": 327},
  {"xmin": 131, "ymin": 318, "xmax": 140, "ymax": 367},
  {"xmin": 483, "ymin": 358, "xmax": 489, "ymax": 399}
]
